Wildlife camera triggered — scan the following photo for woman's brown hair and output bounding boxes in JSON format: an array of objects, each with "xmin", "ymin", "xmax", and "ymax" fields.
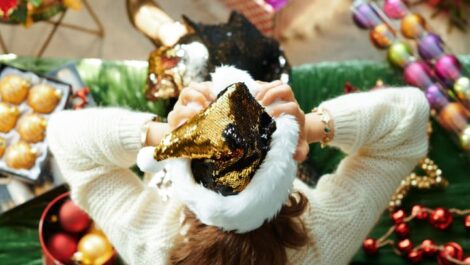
[{"xmin": 169, "ymin": 192, "xmax": 310, "ymax": 265}]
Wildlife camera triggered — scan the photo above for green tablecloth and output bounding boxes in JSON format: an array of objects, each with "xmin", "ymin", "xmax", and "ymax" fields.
[{"xmin": 0, "ymin": 55, "xmax": 469, "ymax": 265}]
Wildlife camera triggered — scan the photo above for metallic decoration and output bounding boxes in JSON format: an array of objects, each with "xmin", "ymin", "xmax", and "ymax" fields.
[
  {"xmin": 0, "ymin": 102, "xmax": 20, "ymax": 133},
  {"xmin": 27, "ymin": 84, "xmax": 61, "ymax": 114},
  {"xmin": 387, "ymin": 41, "xmax": 413, "ymax": 67},
  {"xmin": 401, "ymin": 13, "xmax": 426, "ymax": 39},
  {"xmin": 370, "ymin": 24, "xmax": 396, "ymax": 49},
  {"xmin": 4, "ymin": 141, "xmax": 37, "ymax": 170},
  {"xmin": 16, "ymin": 113, "xmax": 47, "ymax": 143},
  {"xmin": 0, "ymin": 75, "xmax": 30, "ymax": 104},
  {"xmin": 0, "ymin": 137, "xmax": 5, "ymax": 158},
  {"xmin": 75, "ymin": 233, "xmax": 114, "ymax": 265}
]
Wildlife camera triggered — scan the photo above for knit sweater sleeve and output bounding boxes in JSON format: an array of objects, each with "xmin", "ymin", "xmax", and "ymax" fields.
[
  {"xmin": 294, "ymin": 88, "xmax": 429, "ymax": 264},
  {"xmin": 47, "ymin": 108, "xmax": 172, "ymax": 265}
]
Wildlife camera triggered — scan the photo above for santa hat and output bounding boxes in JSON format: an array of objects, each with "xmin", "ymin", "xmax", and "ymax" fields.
[{"xmin": 137, "ymin": 66, "xmax": 299, "ymax": 233}]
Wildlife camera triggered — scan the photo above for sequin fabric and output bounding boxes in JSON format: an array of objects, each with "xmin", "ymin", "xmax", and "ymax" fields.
[{"xmin": 154, "ymin": 83, "xmax": 276, "ymax": 195}]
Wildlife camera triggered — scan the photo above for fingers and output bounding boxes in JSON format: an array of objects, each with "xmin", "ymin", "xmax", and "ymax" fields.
[
  {"xmin": 255, "ymin": 80, "xmax": 283, "ymax": 101},
  {"xmin": 259, "ymin": 84, "xmax": 295, "ymax": 106},
  {"xmin": 168, "ymin": 104, "xmax": 202, "ymax": 129},
  {"xmin": 188, "ymin": 82, "xmax": 215, "ymax": 101},
  {"xmin": 179, "ymin": 87, "xmax": 210, "ymax": 108},
  {"xmin": 268, "ymin": 102, "xmax": 305, "ymax": 126}
]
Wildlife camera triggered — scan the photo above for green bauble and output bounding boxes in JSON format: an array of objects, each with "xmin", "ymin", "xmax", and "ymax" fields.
[
  {"xmin": 454, "ymin": 77, "xmax": 470, "ymax": 102},
  {"xmin": 387, "ymin": 42, "xmax": 413, "ymax": 68}
]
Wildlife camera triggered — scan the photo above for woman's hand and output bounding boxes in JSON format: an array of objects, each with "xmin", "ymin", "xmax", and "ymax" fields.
[
  {"xmin": 256, "ymin": 81, "xmax": 309, "ymax": 162},
  {"xmin": 167, "ymin": 82, "xmax": 215, "ymax": 129}
]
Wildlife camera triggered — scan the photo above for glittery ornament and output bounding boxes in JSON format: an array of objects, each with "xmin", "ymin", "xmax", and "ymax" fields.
[
  {"xmin": 460, "ymin": 125, "xmax": 470, "ymax": 150},
  {"xmin": 0, "ymin": 75, "xmax": 30, "ymax": 104},
  {"xmin": 438, "ymin": 242, "xmax": 463, "ymax": 265},
  {"xmin": 27, "ymin": 84, "xmax": 61, "ymax": 114},
  {"xmin": 0, "ymin": 102, "xmax": 20, "ymax": 133},
  {"xmin": 154, "ymin": 83, "xmax": 276, "ymax": 195},
  {"xmin": 362, "ymin": 238, "xmax": 379, "ymax": 256},
  {"xmin": 438, "ymin": 102, "xmax": 469, "ymax": 133},
  {"xmin": 401, "ymin": 13, "xmax": 426, "ymax": 39},
  {"xmin": 407, "ymin": 249, "xmax": 423, "ymax": 264},
  {"xmin": 394, "ymin": 222, "xmax": 410, "ymax": 238},
  {"xmin": 383, "ymin": 0, "xmax": 408, "ymax": 19},
  {"xmin": 352, "ymin": 3, "xmax": 381, "ymax": 29},
  {"xmin": 404, "ymin": 61, "xmax": 434, "ymax": 88},
  {"xmin": 16, "ymin": 113, "xmax": 47, "ymax": 143},
  {"xmin": 425, "ymin": 84, "xmax": 449, "ymax": 111},
  {"xmin": 76, "ymin": 233, "xmax": 113, "ymax": 265},
  {"xmin": 387, "ymin": 42, "xmax": 413, "ymax": 67},
  {"xmin": 421, "ymin": 239, "xmax": 438, "ymax": 257},
  {"xmin": 4, "ymin": 141, "xmax": 37, "ymax": 169},
  {"xmin": 0, "ymin": 137, "xmax": 5, "ymax": 158},
  {"xmin": 435, "ymin": 55, "xmax": 462, "ymax": 83},
  {"xmin": 59, "ymin": 200, "xmax": 92, "ymax": 233},
  {"xmin": 370, "ymin": 24, "xmax": 396, "ymax": 49},
  {"xmin": 391, "ymin": 209, "xmax": 406, "ymax": 224},
  {"xmin": 418, "ymin": 33, "xmax": 444, "ymax": 60},
  {"xmin": 454, "ymin": 76, "xmax": 470, "ymax": 102},
  {"xmin": 429, "ymin": 207, "xmax": 453, "ymax": 230},
  {"xmin": 47, "ymin": 233, "xmax": 78, "ymax": 264},
  {"xmin": 397, "ymin": 239, "xmax": 413, "ymax": 253}
]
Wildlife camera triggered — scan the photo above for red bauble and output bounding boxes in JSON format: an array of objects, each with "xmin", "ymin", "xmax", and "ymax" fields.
[
  {"xmin": 397, "ymin": 239, "xmax": 413, "ymax": 254},
  {"xmin": 0, "ymin": 0, "xmax": 17, "ymax": 18},
  {"xmin": 438, "ymin": 242, "xmax": 463, "ymax": 265},
  {"xmin": 46, "ymin": 233, "xmax": 78, "ymax": 263},
  {"xmin": 464, "ymin": 215, "xmax": 470, "ymax": 230},
  {"xmin": 363, "ymin": 238, "xmax": 379, "ymax": 256},
  {"xmin": 391, "ymin": 209, "xmax": 406, "ymax": 224},
  {"xmin": 421, "ymin": 239, "xmax": 438, "ymax": 257},
  {"xmin": 408, "ymin": 249, "xmax": 423, "ymax": 264},
  {"xmin": 429, "ymin": 208, "xmax": 453, "ymax": 230},
  {"xmin": 463, "ymin": 256, "xmax": 470, "ymax": 264},
  {"xmin": 59, "ymin": 200, "xmax": 92, "ymax": 233},
  {"xmin": 412, "ymin": 205, "xmax": 428, "ymax": 221},
  {"xmin": 394, "ymin": 222, "xmax": 410, "ymax": 238}
]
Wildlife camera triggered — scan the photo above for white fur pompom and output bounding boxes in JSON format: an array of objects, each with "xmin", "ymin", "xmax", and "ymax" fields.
[
  {"xmin": 137, "ymin": 147, "xmax": 165, "ymax": 173},
  {"xmin": 211, "ymin": 66, "xmax": 260, "ymax": 96}
]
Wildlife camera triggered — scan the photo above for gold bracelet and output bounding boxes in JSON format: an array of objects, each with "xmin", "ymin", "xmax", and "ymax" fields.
[
  {"xmin": 140, "ymin": 116, "xmax": 161, "ymax": 147},
  {"xmin": 312, "ymin": 107, "xmax": 332, "ymax": 148}
]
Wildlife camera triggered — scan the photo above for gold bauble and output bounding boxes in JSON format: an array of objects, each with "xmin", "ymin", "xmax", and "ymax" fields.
[
  {"xmin": 0, "ymin": 137, "xmax": 6, "ymax": 158},
  {"xmin": 0, "ymin": 75, "xmax": 30, "ymax": 104},
  {"xmin": 27, "ymin": 84, "xmax": 61, "ymax": 114},
  {"xmin": 454, "ymin": 76, "xmax": 470, "ymax": 103},
  {"xmin": 461, "ymin": 126, "xmax": 470, "ymax": 151},
  {"xmin": 0, "ymin": 102, "xmax": 20, "ymax": 133},
  {"xmin": 17, "ymin": 113, "xmax": 47, "ymax": 143},
  {"xmin": 401, "ymin": 13, "xmax": 426, "ymax": 39},
  {"xmin": 438, "ymin": 102, "xmax": 470, "ymax": 133},
  {"xmin": 77, "ymin": 233, "xmax": 113, "ymax": 265},
  {"xmin": 5, "ymin": 142, "xmax": 37, "ymax": 169},
  {"xmin": 370, "ymin": 24, "xmax": 395, "ymax": 49}
]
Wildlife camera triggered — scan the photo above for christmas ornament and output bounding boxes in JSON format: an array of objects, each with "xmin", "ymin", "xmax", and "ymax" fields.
[
  {"xmin": 59, "ymin": 200, "xmax": 92, "ymax": 233},
  {"xmin": 438, "ymin": 102, "xmax": 469, "ymax": 133},
  {"xmin": 411, "ymin": 205, "xmax": 428, "ymax": 220},
  {"xmin": 401, "ymin": 13, "xmax": 426, "ymax": 39},
  {"xmin": 4, "ymin": 141, "xmax": 37, "ymax": 169},
  {"xmin": 454, "ymin": 77, "xmax": 470, "ymax": 104},
  {"xmin": 383, "ymin": 0, "xmax": 407, "ymax": 19},
  {"xmin": 16, "ymin": 113, "xmax": 47, "ymax": 143},
  {"xmin": 46, "ymin": 233, "xmax": 78, "ymax": 264},
  {"xmin": 362, "ymin": 238, "xmax": 379, "ymax": 256},
  {"xmin": 435, "ymin": 55, "xmax": 462, "ymax": 84},
  {"xmin": 407, "ymin": 249, "xmax": 423, "ymax": 264},
  {"xmin": 370, "ymin": 24, "xmax": 396, "ymax": 49},
  {"xmin": 0, "ymin": 102, "xmax": 20, "ymax": 133},
  {"xmin": 418, "ymin": 33, "xmax": 444, "ymax": 60},
  {"xmin": 0, "ymin": 0, "xmax": 17, "ymax": 19},
  {"xmin": 438, "ymin": 242, "xmax": 463, "ymax": 265},
  {"xmin": 421, "ymin": 239, "xmax": 438, "ymax": 257},
  {"xmin": 27, "ymin": 84, "xmax": 61, "ymax": 114},
  {"xmin": 430, "ymin": 207, "xmax": 453, "ymax": 230},
  {"xmin": 76, "ymin": 233, "xmax": 114, "ymax": 265},
  {"xmin": 394, "ymin": 222, "xmax": 410, "ymax": 238},
  {"xmin": 352, "ymin": 3, "xmax": 381, "ymax": 29},
  {"xmin": 425, "ymin": 84, "xmax": 449, "ymax": 111},
  {"xmin": 397, "ymin": 238, "xmax": 414, "ymax": 253},
  {"xmin": 392, "ymin": 209, "xmax": 406, "ymax": 224},
  {"xmin": 403, "ymin": 61, "xmax": 434, "ymax": 88},
  {"xmin": 0, "ymin": 75, "xmax": 30, "ymax": 105},
  {"xmin": 387, "ymin": 41, "xmax": 413, "ymax": 67},
  {"xmin": 0, "ymin": 137, "xmax": 5, "ymax": 158},
  {"xmin": 461, "ymin": 126, "xmax": 470, "ymax": 150},
  {"xmin": 464, "ymin": 215, "xmax": 470, "ymax": 230}
]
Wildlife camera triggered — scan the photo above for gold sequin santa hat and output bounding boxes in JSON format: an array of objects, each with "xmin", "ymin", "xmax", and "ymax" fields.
[{"xmin": 138, "ymin": 66, "xmax": 299, "ymax": 233}]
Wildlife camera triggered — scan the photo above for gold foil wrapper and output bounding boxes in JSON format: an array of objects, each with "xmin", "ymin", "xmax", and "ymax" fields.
[{"xmin": 154, "ymin": 83, "xmax": 276, "ymax": 195}]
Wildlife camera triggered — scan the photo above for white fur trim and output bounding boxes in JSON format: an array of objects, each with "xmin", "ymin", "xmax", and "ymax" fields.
[{"xmin": 211, "ymin": 66, "xmax": 261, "ymax": 96}]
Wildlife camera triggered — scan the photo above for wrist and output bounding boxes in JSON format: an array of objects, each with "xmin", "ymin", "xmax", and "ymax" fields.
[
  {"xmin": 305, "ymin": 109, "xmax": 335, "ymax": 145},
  {"xmin": 145, "ymin": 122, "xmax": 170, "ymax": 146}
]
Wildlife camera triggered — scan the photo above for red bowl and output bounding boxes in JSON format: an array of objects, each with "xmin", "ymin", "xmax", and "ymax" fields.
[{"xmin": 38, "ymin": 192, "xmax": 116, "ymax": 265}]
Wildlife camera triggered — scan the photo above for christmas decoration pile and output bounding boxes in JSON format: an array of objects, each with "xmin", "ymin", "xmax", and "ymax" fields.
[
  {"xmin": 363, "ymin": 205, "xmax": 470, "ymax": 264},
  {"xmin": 352, "ymin": 0, "xmax": 470, "ymax": 152},
  {"xmin": 40, "ymin": 193, "xmax": 115, "ymax": 265},
  {"xmin": 0, "ymin": 64, "xmax": 70, "ymax": 182}
]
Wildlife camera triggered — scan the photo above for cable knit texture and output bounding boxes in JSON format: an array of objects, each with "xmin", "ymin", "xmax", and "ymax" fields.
[{"xmin": 47, "ymin": 88, "xmax": 429, "ymax": 265}]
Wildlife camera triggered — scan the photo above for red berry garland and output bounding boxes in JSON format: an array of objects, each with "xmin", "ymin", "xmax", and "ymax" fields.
[{"xmin": 363, "ymin": 206, "xmax": 470, "ymax": 264}]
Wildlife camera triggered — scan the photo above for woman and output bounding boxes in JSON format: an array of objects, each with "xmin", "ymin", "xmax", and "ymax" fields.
[{"xmin": 47, "ymin": 80, "xmax": 429, "ymax": 264}]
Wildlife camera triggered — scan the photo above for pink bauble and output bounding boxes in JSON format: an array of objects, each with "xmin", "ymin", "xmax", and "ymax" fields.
[
  {"xmin": 404, "ymin": 61, "xmax": 434, "ymax": 88},
  {"xmin": 435, "ymin": 55, "xmax": 462, "ymax": 83},
  {"xmin": 384, "ymin": 0, "xmax": 408, "ymax": 19},
  {"xmin": 47, "ymin": 233, "xmax": 78, "ymax": 263},
  {"xmin": 59, "ymin": 200, "xmax": 92, "ymax": 233}
]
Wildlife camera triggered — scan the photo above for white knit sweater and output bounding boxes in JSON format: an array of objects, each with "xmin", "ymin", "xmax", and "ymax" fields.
[{"xmin": 47, "ymin": 88, "xmax": 429, "ymax": 265}]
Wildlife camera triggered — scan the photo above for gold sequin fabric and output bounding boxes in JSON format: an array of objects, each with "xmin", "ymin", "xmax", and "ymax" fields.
[{"xmin": 154, "ymin": 83, "xmax": 276, "ymax": 195}]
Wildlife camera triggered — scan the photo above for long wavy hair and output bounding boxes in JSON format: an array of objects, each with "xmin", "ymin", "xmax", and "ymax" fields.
[{"xmin": 169, "ymin": 192, "xmax": 310, "ymax": 265}]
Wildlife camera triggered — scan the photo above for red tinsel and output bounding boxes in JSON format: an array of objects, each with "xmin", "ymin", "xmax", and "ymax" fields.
[{"xmin": 0, "ymin": 0, "xmax": 18, "ymax": 19}]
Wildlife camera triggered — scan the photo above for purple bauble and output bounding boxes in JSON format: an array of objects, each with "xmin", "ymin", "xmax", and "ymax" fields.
[
  {"xmin": 418, "ymin": 33, "xmax": 444, "ymax": 60},
  {"xmin": 384, "ymin": 0, "xmax": 408, "ymax": 19},
  {"xmin": 435, "ymin": 55, "xmax": 462, "ymax": 83},
  {"xmin": 404, "ymin": 61, "xmax": 434, "ymax": 88},
  {"xmin": 352, "ymin": 3, "xmax": 381, "ymax": 29},
  {"xmin": 425, "ymin": 84, "xmax": 449, "ymax": 110},
  {"xmin": 265, "ymin": 0, "xmax": 288, "ymax": 11}
]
